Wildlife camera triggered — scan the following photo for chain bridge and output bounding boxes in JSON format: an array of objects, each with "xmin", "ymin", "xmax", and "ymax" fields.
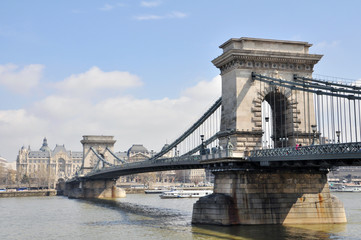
[{"xmin": 65, "ymin": 37, "xmax": 361, "ymax": 225}]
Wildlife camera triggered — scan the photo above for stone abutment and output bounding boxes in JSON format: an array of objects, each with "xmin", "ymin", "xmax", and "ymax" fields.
[
  {"xmin": 192, "ymin": 168, "xmax": 346, "ymax": 225},
  {"xmin": 64, "ymin": 179, "xmax": 126, "ymax": 199}
]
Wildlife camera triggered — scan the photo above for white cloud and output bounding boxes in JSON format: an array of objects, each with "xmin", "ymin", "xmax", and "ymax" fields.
[
  {"xmin": 0, "ymin": 109, "xmax": 49, "ymax": 156},
  {"xmin": 0, "ymin": 71, "xmax": 221, "ymax": 162},
  {"xmin": 0, "ymin": 64, "xmax": 44, "ymax": 94},
  {"xmin": 100, "ymin": 4, "xmax": 114, "ymax": 11},
  {"xmin": 169, "ymin": 11, "xmax": 187, "ymax": 18},
  {"xmin": 55, "ymin": 66, "xmax": 142, "ymax": 96},
  {"xmin": 99, "ymin": 3, "xmax": 125, "ymax": 11},
  {"xmin": 183, "ymin": 76, "xmax": 221, "ymax": 101},
  {"xmin": 31, "ymin": 96, "xmax": 90, "ymax": 121},
  {"xmin": 140, "ymin": 1, "xmax": 162, "ymax": 8},
  {"xmin": 134, "ymin": 11, "xmax": 188, "ymax": 21},
  {"xmin": 135, "ymin": 14, "xmax": 162, "ymax": 21}
]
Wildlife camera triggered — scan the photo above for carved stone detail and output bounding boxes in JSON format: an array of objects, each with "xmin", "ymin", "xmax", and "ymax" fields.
[{"xmin": 219, "ymin": 57, "xmax": 315, "ymax": 75}]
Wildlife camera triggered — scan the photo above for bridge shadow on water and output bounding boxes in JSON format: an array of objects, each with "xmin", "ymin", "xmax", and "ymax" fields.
[
  {"xmin": 74, "ymin": 198, "xmax": 189, "ymax": 229},
  {"xmin": 69, "ymin": 197, "xmax": 349, "ymax": 240}
]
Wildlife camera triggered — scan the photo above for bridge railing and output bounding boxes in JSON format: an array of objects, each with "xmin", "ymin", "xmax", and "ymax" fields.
[{"xmin": 249, "ymin": 142, "xmax": 361, "ymax": 161}]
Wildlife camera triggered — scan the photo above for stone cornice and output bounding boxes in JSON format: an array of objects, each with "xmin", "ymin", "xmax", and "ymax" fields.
[
  {"xmin": 220, "ymin": 37, "xmax": 313, "ymax": 49},
  {"xmin": 80, "ymin": 139, "xmax": 116, "ymax": 144},
  {"xmin": 212, "ymin": 50, "xmax": 323, "ymax": 75}
]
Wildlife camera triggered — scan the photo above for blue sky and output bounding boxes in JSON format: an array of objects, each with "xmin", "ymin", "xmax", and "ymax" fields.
[{"xmin": 0, "ymin": 0, "xmax": 361, "ymax": 162}]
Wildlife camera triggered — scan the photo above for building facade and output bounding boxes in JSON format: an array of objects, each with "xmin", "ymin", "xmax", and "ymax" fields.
[
  {"xmin": 16, "ymin": 138, "xmax": 82, "ymax": 188},
  {"xmin": 16, "ymin": 138, "xmax": 208, "ymax": 188}
]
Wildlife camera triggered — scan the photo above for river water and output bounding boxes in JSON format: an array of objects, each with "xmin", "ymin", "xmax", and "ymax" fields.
[{"xmin": 0, "ymin": 192, "xmax": 360, "ymax": 240}]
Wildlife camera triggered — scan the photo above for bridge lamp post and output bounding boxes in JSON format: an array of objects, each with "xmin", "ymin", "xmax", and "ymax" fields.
[
  {"xmin": 336, "ymin": 130, "xmax": 341, "ymax": 143},
  {"xmin": 279, "ymin": 137, "xmax": 287, "ymax": 148},
  {"xmin": 200, "ymin": 135, "xmax": 205, "ymax": 155},
  {"xmin": 311, "ymin": 124, "xmax": 317, "ymax": 145}
]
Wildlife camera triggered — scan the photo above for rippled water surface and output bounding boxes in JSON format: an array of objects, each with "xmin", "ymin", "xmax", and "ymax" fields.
[{"xmin": 0, "ymin": 192, "xmax": 361, "ymax": 239}]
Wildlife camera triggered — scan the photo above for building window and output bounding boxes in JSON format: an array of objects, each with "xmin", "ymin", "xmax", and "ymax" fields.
[{"xmin": 58, "ymin": 158, "xmax": 66, "ymax": 173}]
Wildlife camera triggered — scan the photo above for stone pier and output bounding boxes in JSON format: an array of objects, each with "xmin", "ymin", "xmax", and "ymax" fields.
[
  {"xmin": 64, "ymin": 179, "xmax": 126, "ymax": 199},
  {"xmin": 192, "ymin": 169, "xmax": 346, "ymax": 225}
]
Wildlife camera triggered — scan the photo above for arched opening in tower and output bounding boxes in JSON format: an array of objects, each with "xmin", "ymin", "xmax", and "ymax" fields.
[{"xmin": 263, "ymin": 90, "xmax": 290, "ymax": 148}]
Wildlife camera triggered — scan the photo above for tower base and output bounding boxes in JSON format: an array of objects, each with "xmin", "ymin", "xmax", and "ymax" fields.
[
  {"xmin": 65, "ymin": 179, "xmax": 126, "ymax": 199},
  {"xmin": 192, "ymin": 169, "xmax": 346, "ymax": 225}
]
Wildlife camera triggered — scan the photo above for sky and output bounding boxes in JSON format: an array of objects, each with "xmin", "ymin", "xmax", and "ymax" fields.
[{"xmin": 0, "ymin": 0, "xmax": 361, "ymax": 162}]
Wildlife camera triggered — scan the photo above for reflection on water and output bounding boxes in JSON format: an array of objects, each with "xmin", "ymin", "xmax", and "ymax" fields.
[{"xmin": 0, "ymin": 192, "xmax": 360, "ymax": 240}]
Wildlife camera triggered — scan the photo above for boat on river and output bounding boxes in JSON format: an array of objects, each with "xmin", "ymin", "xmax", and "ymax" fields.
[
  {"xmin": 159, "ymin": 189, "xmax": 213, "ymax": 199},
  {"xmin": 330, "ymin": 184, "xmax": 361, "ymax": 192},
  {"xmin": 338, "ymin": 186, "xmax": 361, "ymax": 192},
  {"xmin": 145, "ymin": 189, "xmax": 169, "ymax": 194}
]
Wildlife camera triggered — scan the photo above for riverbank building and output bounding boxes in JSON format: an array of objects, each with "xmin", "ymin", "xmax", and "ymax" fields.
[
  {"xmin": 16, "ymin": 138, "xmax": 83, "ymax": 188},
  {"xmin": 16, "ymin": 138, "xmax": 207, "ymax": 188}
]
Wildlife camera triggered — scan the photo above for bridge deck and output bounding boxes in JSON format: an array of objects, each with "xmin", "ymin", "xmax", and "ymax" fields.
[{"xmin": 69, "ymin": 143, "xmax": 361, "ymax": 182}]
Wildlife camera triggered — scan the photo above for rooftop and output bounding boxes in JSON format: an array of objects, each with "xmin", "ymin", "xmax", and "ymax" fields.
[{"xmin": 219, "ymin": 37, "xmax": 312, "ymax": 54}]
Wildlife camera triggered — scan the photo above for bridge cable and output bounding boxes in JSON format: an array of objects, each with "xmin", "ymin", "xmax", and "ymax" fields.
[
  {"xmin": 105, "ymin": 147, "xmax": 127, "ymax": 164},
  {"xmin": 358, "ymin": 93, "xmax": 361, "ymax": 141},
  {"xmin": 89, "ymin": 147, "xmax": 115, "ymax": 168},
  {"xmin": 295, "ymin": 75, "xmax": 361, "ymax": 92},
  {"xmin": 279, "ymin": 86, "xmax": 282, "ymax": 146},
  {"xmin": 253, "ymin": 73, "xmax": 361, "ymax": 100},
  {"xmin": 302, "ymin": 79, "xmax": 306, "ymax": 143},
  {"xmin": 344, "ymin": 98, "xmax": 348, "ymax": 142},
  {"xmin": 253, "ymin": 73, "xmax": 361, "ymax": 145},
  {"xmin": 316, "ymin": 94, "xmax": 322, "ymax": 141},
  {"xmin": 295, "ymin": 85, "xmax": 299, "ymax": 143},
  {"xmin": 349, "ymin": 99, "xmax": 353, "ymax": 142},
  {"xmin": 150, "ymin": 97, "xmax": 222, "ymax": 160},
  {"xmin": 260, "ymin": 77, "xmax": 263, "ymax": 149},
  {"xmin": 331, "ymin": 93, "xmax": 335, "ymax": 143},
  {"xmin": 291, "ymin": 87, "xmax": 294, "ymax": 146},
  {"xmin": 303, "ymin": 81, "xmax": 308, "ymax": 143},
  {"xmin": 285, "ymin": 86, "xmax": 288, "ymax": 147},
  {"xmin": 321, "ymin": 93, "xmax": 325, "ymax": 143},
  {"xmin": 354, "ymin": 99, "xmax": 358, "ymax": 142},
  {"xmin": 326, "ymin": 94, "xmax": 330, "ymax": 142},
  {"xmin": 273, "ymin": 85, "xmax": 277, "ymax": 147},
  {"xmin": 337, "ymin": 94, "xmax": 341, "ymax": 142},
  {"xmin": 284, "ymin": 86, "xmax": 287, "ymax": 147}
]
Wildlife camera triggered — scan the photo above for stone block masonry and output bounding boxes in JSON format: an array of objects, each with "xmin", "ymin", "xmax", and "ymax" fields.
[
  {"xmin": 192, "ymin": 169, "xmax": 346, "ymax": 225},
  {"xmin": 64, "ymin": 179, "xmax": 126, "ymax": 199}
]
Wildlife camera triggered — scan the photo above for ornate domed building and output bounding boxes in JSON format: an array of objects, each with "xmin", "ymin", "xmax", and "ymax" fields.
[
  {"xmin": 16, "ymin": 138, "xmax": 83, "ymax": 188},
  {"xmin": 119, "ymin": 144, "xmax": 177, "ymax": 184},
  {"xmin": 127, "ymin": 144, "xmax": 152, "ymax": 162}
]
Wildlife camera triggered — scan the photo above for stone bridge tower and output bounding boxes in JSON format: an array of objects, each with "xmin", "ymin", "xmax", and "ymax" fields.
[
  {"xmin": 212, "ymin": 38, "xmax": 323, "ymax": 155},
  {"xmin": 81, "ymin": 135, "xmax": 116, "ymax": 174},
  {"xmin": 64, "ymin": 135, "xmax": 125, "ymax": 199},
  {"xmin": 192, "ymin": 38, "xmax": 346, "ymax": 225}
]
